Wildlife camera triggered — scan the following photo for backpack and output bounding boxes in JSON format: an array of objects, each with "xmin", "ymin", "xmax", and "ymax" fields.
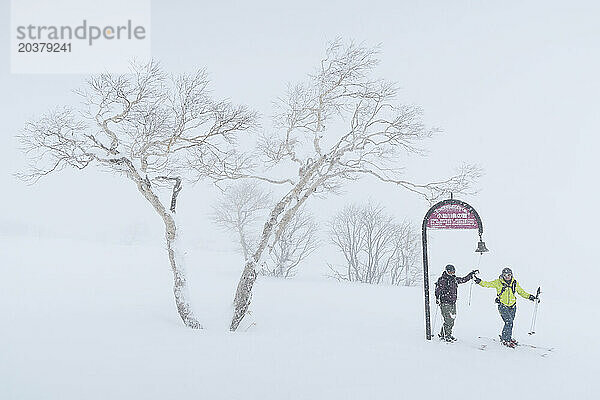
[{"xmin": 495, "ymin": 279, "xmax": 517, "ymax": 305}]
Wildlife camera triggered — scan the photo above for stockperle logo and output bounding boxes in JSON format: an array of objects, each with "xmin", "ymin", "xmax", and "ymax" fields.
[
  {"xmin": 11, "ymin": 0, "xmax": 151, "ymax": 74},
  {"xmin": 16, "ymin": 20, "xmax": 147, "ymax": 46}
]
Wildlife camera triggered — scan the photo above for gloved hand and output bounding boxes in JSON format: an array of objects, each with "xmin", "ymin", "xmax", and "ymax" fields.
[
  {"xmin": 435, "ymin": 298, "xmax": 440, "ymax": 305},
  {"xmin": 529, "ymin": 294, "xmax": 539, "ymax": 302},
  {"xmin": 471, "ymin": 269, "xmax": 479, "ymax": 275},
  {"xmin": 473, "ymin": 276, "xmax": 481, "ymax": 284}
]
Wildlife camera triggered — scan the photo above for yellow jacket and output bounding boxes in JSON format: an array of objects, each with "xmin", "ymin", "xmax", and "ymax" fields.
[{"xmin": 478, "ymin": 277, "xmax": 531, "ymax": 307}]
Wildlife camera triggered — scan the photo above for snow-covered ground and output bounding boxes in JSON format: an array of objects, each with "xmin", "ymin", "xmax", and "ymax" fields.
[{"xmin": 1, "ymin": 235, "xmax": 595, "ymax": 399}]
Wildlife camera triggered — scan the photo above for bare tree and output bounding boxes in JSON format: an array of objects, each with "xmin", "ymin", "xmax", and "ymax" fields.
[
  {"xmin": 227, "ymin": 40, "xmax": 480, "ymax": 331},
  {"xmin": 388, "ymin": 220, "xmax": 421, "ymax": 286},
  {"xmin": 328, "ymin": 204, "xmax": 365, "ymax": 283},
  {"xmin": 211, "ymin": 182, "xmax": 318, "ymax": 278},
  {"xmin": 259, "ymin": 206, "xmax": 319, "ymax": 278},
  {"xmin": 211, "ymin": 181, "xmax": 271, "ymax": 260},
  {"xmin": 329, "ymin": 202, "xmax": 419, "ymax": 285},
  {"xmin": 18, "ymin": 61, "xmax": 256, "ymax": 329}
]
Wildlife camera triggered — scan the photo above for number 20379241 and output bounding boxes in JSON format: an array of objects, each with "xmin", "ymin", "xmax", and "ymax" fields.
[{"xmin": 18, "ymin": 43, "xmax": 72, "ymax": 53}]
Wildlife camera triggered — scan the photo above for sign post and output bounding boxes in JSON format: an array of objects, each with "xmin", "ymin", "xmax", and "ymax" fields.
[{"xmin": 422, "ymin": 197, "xmax": 486, "ymax": 340}]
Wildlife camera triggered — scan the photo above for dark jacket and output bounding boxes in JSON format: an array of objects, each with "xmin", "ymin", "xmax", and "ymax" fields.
[{"xmin": 435, "ymin": 271, "xmax": 473, "ymax": 304}]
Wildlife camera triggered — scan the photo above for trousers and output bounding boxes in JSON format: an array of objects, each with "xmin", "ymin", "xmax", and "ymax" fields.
[
  {"xmin": 498, "ymin": 303, "xmax": 517, "ymax": 341},
  {"xmin": 439, "ymin": 303, "xmax": 456, "ymax": 337}
]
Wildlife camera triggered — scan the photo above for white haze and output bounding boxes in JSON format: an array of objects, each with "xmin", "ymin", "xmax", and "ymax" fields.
[{"xmin": 0, "ymin": 2, "xmax": 598, "ymax": 397}]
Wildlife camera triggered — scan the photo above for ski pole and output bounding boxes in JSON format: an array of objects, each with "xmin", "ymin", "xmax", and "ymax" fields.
[
  {"xmin": 529, "ymin": 298, "xmax": 539, "ymax": 334},
  {"xmin": 433, "ymin": 301, "xmax": 440, "ymax": 335},
  {"xmin": 528, "ymin": 287, "xmax": 541, "ymax": 335},
  {"xmin": 468, "ymin": 281, "xmax": 473, "ymax": 306},
  {"xmin": 469, "ymin": 254, "xmax": 482, "ymax": 307}
]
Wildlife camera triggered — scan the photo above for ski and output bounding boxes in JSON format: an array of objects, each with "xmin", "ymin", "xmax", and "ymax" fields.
[
  {"xmin": 514, "ymin": 342, "xmax": 554, "ymax": 352},
  {"xmin": 477, "ymin": 336, "xmax": 554, "ymax": 354}
]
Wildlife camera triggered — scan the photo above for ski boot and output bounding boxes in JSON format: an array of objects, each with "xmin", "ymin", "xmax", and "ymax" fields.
[
  {"xmin": 438, "ymin": 333, "xmax": 456, "ymax": 342},
  {"xmin": 510, "ymin": 338, "xmax": 519, "ymax": 346},
  {"xmin": 499, "ymin": 335, "xmax": 515, "ymax": 348}
]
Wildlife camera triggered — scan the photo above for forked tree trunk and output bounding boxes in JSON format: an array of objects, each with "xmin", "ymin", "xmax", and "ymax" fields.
[{"xmin": 126, "ymin": 165, "xmax": 202, "ymax": 329}]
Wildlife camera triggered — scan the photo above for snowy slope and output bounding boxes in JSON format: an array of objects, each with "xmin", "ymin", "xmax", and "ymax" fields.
[{"xmin": 0, "ymin": 236, "xmax": 595, "ymax": 400}]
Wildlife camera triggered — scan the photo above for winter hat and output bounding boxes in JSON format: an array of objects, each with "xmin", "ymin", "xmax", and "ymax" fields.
[
  {"xmin": 501, "ymin": 267, "xmax": 513, "ymax": 280},
  {"xmin": 445, "ymin": 264, "xmax": 455, "ymax": 273}
]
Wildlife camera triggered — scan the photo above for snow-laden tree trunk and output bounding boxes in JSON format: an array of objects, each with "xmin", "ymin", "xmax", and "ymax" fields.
[
  {"xmin": 230, "ymin": 197, "xmax": 289, "ymax": 331},
  {"xmin": 230, "ymin": 260, "xmax": 258, "ymax": 331},
  {"xmin": 127, "ymin": 163, "xmax": 202, "ymax": 329},
  {"xmin": 165, "ymin": 216, "xmax": 201, "ymax": 329}
]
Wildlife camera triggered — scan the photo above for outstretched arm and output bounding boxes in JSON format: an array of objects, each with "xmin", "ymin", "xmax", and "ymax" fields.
[
  {"xmin": 476, "ymin": 278, "xmax": 501, "ymax": 289},
  {"xmin": 516, "ymin": 281, "xmax": 532, "ymax": 299},
  {"xmin": 456, "ymin": 272, "xmax": 473, "ymax": 284}
]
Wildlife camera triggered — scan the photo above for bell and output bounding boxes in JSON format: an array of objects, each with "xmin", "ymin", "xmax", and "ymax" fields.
[{"xmin": 475, "ymin": 240, "xmax": 489, "ymax": 253}]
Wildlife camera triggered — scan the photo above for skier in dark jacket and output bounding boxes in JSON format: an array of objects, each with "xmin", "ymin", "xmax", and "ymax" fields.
[{"xmin": 434, "ymin": 264, "xmax": 478, "ymax": 342}]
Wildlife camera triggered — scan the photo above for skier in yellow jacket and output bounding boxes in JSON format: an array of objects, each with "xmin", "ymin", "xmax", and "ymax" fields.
[{"xmin": 474, "ymin": 267, "xmax": 538, "ymax": 347}]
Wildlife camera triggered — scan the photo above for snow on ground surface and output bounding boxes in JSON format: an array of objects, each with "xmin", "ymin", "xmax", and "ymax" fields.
[{"xmin": 0, "ymin": 236, "xmax": 596, "ymax": 399}]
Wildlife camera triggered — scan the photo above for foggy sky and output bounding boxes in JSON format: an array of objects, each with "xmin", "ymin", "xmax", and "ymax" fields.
[{"xmin": 1, "ymin": 1, "xmax": 597, "ymax": 292}]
